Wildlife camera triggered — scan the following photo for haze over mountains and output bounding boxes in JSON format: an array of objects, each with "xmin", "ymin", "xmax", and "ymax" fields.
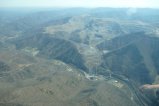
[{"xmin": 0, "ymin": 8, "xmax": 159, "ymax": 106}]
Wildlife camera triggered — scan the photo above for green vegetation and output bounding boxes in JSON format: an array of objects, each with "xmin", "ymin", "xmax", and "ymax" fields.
[{"xmin": 0, "ymin": 8, "xmax": 159, "ymax": 106}]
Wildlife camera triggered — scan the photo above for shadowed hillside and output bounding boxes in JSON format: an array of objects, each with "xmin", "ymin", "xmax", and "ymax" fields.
[
  {"xmin": 12, "ymin": 34, "xmax": 87, "ymax": 71},
  {"xmin": 97, "ymin": 32, "xmax": 159, "ymax": 85}
]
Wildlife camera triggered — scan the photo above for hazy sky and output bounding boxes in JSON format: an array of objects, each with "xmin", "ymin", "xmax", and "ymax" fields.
[{"xmin": 1, "ymin": 0, "xmax": 159, "ymax": 8}]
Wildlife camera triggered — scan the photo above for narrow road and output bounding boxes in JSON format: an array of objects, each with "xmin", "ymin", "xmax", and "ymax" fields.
[{"xmin": 102, "ymin": 70, "xmax": 152, "ymax": 106}]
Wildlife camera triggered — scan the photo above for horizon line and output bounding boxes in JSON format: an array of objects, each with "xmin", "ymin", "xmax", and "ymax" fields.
[{"xmin": 0, "ymin": 6, "xmax": 159, "ymax": 9}]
